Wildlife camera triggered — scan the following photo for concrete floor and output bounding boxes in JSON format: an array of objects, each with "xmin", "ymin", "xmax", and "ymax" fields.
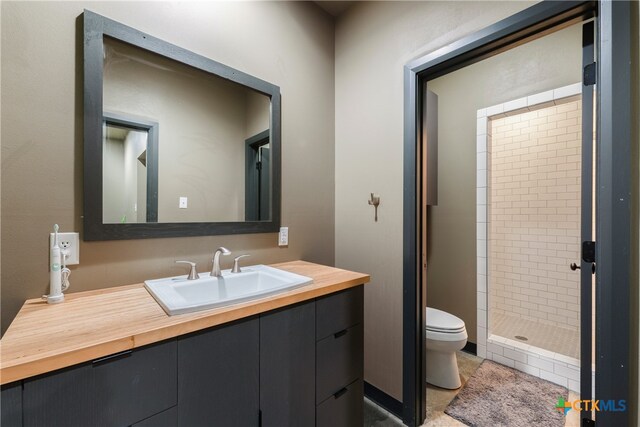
[
  {"xmin": 362, "ymin": 351, "xmax": 482, "ymax": 427},
  {"xmin": 423, "ymin": 351, "xmax": 482, "ymax": 426},
  {"xmin": 363, "ymin": 397, "xmax": 404, "ymax": 427}
]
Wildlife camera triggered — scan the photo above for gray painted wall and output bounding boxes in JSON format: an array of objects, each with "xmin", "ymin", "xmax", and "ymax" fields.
[
  {"xmin": 334, "ymin": 0, "xmax": 537, "ymax": 401},
  {"xmin": 1, "ymin": 1, "xmax": 335, "ymax": 334},
  {"xmin": 245, "ymin": 91, "xmax": 270, "ymax": 139},
  {"xmin": 103, "ymin": 130, "xmax": 148, "ymax": 223},
  {"xmin": 103, "ymin": 137, "xmax": 126, "ymax": 222}
]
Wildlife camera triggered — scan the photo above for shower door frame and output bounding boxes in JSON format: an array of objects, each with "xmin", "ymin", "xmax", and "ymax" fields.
[{"xmin": 402, "ymin": 1, "xmax": 634, "ymax": 426}]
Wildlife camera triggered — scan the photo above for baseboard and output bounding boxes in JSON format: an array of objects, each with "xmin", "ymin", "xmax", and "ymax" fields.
[
  {"xmin": 363, "ymin": 381, "xmax": 403, "ymax": 419},
  {"xmin": 364, "ymin": 342, "xmax": 475, "ymax": 420},
  {"xmin": 462, "ymin": 341, "xmax": 477, "ymax": 355}
]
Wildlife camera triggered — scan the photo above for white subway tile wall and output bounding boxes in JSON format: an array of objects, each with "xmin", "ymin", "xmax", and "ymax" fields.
[
  {"xmin": 476, "ymin": 84, "xmax": 587, "ymax": 392},
  {"xmin": 488, "ymin": 99, "xmax": 582, "ymax": 330}
]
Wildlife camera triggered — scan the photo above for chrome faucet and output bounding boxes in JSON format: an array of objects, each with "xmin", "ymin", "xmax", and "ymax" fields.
[
  {"xmin": 231, "ymin": 255, "xmax": 251, "ymax": 273},
  {"xmin": 175, "ymin": 260, "xmax": 200, "ymax": 280},
  {"xmin": 211, "ymin": 247, "xmax": 231, "ymax": 277}
]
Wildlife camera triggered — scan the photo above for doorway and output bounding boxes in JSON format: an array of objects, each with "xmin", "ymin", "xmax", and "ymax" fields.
[
  {"xmin": 102, "ymin": 113, "xmax": 159, "ymax": 224},
  {"xmin": 402, "ymin": 2, "xmax": 633, "ymax": 426},
  {"xmin": 245, "ymin": 130, "xmax": 271, "ymax": 221}
]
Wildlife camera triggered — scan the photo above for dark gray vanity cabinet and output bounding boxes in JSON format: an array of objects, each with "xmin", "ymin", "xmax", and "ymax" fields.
[
  {"xmin": 177, "ymin": 301, "xmax": 317, "ymax": 427},
  {"xmin": 315, "ymin": 286, "xmax": 364, "ymax": 427},
  {"xmin": 4, "ymin": 285, "xmax": 365, "ymax": 427},
  {"xmin": 22, "ymin": 339, "xmax": 177, "ymax": 427},
  {"xmin": 260, "ymin": 300, "xmax": 316, "ymax": 427},
  {"xmin": 177, "ymin": 317, "xmax": 260, "ymax": 427},
  {"xmin": 1, "ymin": 382, "xmax": 23, "ymax": 427},
  {"xmin": 171, "ymin": 286, "xmax": 365, "ymax": 427}
]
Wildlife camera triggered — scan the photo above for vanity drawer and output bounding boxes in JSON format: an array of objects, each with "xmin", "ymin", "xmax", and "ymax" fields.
[
  {"xmin": 316, "ymin": 285, "xmax": 363, "ymax": 341},
  {"xmin": 316, "ymin": 323, "xmax": 363, "ymax": 404},
  {"xmin": 316, "ymin": 379, "xmax": 363, "ymax": 427},
  {"xmin": 92, "ymin": 339, "xmax": 177, "ymax": 426},
  {"xmin": 23, "ymin": 339, "xmax": 177, "ymax": 427}
]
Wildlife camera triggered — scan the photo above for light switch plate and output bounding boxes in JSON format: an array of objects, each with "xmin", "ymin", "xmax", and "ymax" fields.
[
  {"xmin": 179, "ymin": 197, "xmax": 188, "ymax": 209},
  {"xmin": 278, "ymin": 227, "xmax": 288, "ymax": 247},
  {"xmin": 50, "ymin": 232, "xmax": 80, "ymax": 265}
]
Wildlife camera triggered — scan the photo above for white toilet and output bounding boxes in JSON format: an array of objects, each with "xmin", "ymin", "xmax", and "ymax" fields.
[{"xmin": 425, "ymin": 307, "xmax": 468, "ymax": 389}]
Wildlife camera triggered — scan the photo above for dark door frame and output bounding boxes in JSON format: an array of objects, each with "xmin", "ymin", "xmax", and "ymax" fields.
[
  {"xmin": 103, "ymin": 112, "xmax": 160, "ymax": 223},
  {"xmin": 402, "ymin": 1, "xmax": 633, "ymax": 426},
  {"xmin": 245, "ymin": 130, "xmax": 271, "ymax": 221},
  {"xmin": 580, "ymin": 19, "xmax": 595, "ymax": 422}
]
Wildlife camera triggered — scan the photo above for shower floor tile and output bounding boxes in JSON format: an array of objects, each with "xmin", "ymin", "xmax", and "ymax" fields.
[{"xmin": 490, "ymin": 313, "xmax": 580, "ymax": 359}]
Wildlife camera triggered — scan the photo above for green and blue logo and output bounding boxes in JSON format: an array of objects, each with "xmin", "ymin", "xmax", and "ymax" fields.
[
  {"xmin": 555, "ymin": 397, "xmax": 571, "ymax": 415},
  {"xmin": 555, "ymin": 396, "xmax": 627, "ymax": 415}
]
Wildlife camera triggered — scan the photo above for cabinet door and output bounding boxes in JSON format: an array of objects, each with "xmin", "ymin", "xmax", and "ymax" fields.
[
  {"xmin": 1, "ymin": 382, "xmax": 23, "ymax": 427},
  {"xmin": 177, "ymin": 317, "xmax": 259, "ymax": 427},
  {"xmin": 260, "ymin": 301, "xmax": 315, "ymax": 427},
  {"xmin": 92, "ymin": 340, "xmax": 177, "ymax": 426},
  {"xmin": 23, "ymin": 364, "xmax": 94, "ymax": 427},
  {"xmin": 23, "ymin": 339, "xmax": 177, "ymax": 427}
]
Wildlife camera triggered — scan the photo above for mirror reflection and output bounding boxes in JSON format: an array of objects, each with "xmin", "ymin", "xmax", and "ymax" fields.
[
  {"xmin": 102, "ymin": 37, "xmax": 271, "ymax": 224},
  {"xmin": 103, "ymin": 121, "xmax": 151, "ymax": 224}
]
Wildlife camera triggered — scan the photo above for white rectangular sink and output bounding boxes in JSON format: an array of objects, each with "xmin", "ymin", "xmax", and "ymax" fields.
[{"xmin": 144, "ymin": 265, "xmax": 314, "ymax": 316}]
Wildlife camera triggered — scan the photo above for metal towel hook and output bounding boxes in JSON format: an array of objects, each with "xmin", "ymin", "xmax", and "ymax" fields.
[{"xmin": 368, "ymin": 193, "xmax": 380, "ymax": 222}]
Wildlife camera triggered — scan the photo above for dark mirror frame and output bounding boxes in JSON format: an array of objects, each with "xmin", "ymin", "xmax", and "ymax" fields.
[{"xmin": 83, "ymin": 10, "xmax": 281, "ymax": 241}]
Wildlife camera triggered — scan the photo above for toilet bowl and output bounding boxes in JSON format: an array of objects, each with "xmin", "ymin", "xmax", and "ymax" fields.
[{"xmin": 425, "ymin": 307, "xmax": 467, "ymax": 389}]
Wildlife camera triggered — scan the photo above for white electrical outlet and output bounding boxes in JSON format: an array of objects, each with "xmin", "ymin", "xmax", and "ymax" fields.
[
  {"xmin": 278, "ymin": 227, "xmax": 289, "ymax": 247},
  {"xmin": 179, "ymin": 197, "xmax": 188, "ymax": 209},
  {"xmin": 50, "ymin": 232, "xmax": 80, "ymax": 265}
]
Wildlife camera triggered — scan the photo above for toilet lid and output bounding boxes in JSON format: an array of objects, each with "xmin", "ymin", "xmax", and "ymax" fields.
[{"xmin": 426, "ymin": 307, "xmax": 466, "ymax": 333}]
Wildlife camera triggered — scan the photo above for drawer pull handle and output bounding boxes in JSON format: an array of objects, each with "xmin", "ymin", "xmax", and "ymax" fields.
[
  {"xmin": 92, "ymin": 350, "xmax": 132, "ymax": 365},
  {"xmin": 334, "ymin": 329, "xmax": 348, "ymax": 339},
  {"xmin": 333, "ymin": 387, "xmax": 349, "ymax": 399}
]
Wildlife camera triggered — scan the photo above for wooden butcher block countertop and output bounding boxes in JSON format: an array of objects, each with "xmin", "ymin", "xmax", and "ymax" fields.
[{"xmin": 0, "ymin": 261, "xmax": 369, "ymax": 385}]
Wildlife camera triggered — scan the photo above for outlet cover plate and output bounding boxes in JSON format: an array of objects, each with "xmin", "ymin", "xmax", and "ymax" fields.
[
  {"xmin": 50, "ymin": 232, "xmax": 80, "ymax": 265},
  {"xmin": 278, "ymin": 227, "xmax": 288, "ymax": 247}
]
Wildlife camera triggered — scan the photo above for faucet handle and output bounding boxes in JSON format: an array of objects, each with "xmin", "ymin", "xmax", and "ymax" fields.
[
  {"xmin": 175, "ymin": 260, "xmax": 200, "ymax": 280},
  {"xmin": 231, "ymin": 255, "xmax": 251, "ymax": 273}
]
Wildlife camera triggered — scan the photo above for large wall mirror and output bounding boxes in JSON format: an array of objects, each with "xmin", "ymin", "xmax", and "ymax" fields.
[{"xmin": 83, "ymin": 10, "xmax": 281, "ymax": 240}]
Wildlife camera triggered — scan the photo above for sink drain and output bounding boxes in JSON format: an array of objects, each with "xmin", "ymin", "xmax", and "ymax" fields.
[{"xmin": 514, "ymin": 335, "xmax": 528, "ymax": 341}]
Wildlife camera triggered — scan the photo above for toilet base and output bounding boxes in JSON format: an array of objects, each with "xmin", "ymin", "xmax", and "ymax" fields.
[{"xmin": 425, "ymin": 348, "xmax": 462, "ymax": 389}]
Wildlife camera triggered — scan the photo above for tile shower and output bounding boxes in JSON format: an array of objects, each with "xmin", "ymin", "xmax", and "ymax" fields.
[{"xmin": 476, "ymin": 83, "xmax": 592, "ymax": 392}]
